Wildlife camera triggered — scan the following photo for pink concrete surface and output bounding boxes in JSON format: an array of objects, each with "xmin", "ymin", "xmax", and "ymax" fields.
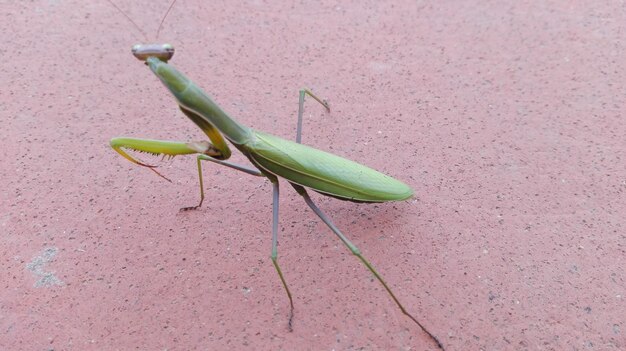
[{"xmin": 1, "ymin": 0, "xmax": 624, "ymax": 350}]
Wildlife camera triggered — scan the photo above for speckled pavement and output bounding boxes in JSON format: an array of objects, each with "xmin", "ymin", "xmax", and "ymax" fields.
[{"xmin": 2, "ymin": 1, "xmax": 624, "ymax": 349}]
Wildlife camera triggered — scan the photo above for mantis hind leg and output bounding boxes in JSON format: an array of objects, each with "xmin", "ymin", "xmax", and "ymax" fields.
[
  {"xmin": 296, "ymin": 89, "xmax": 330, "ymax": 143},
  {"xmin": 290, "ymin": 183, "xmax": 446, "ymax": 350}
]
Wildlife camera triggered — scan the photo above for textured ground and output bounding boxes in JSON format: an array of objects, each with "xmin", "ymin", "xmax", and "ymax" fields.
[{"xmin": 1, "ymin": 1, "xmax": 624, "ymax": 350}]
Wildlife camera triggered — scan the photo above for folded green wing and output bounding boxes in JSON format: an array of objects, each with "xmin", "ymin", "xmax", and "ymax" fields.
[{"xmin": 247, "ymin": 131, "xmax": 413, "ymax": 202}]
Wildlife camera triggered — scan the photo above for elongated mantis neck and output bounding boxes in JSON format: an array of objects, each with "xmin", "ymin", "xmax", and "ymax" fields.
[{"xmin": 146, "ymin": 56, "xmax": 252, "ymax": 145}]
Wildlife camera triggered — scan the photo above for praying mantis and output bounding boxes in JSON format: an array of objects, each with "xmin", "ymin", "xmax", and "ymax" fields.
[{"xmin": 108, "ymin": 2, "xmax": 445, "ymax": 350}]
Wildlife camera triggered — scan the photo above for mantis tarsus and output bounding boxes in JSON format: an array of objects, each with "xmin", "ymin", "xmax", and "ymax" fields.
[{"xmin": 109, "ymin": 3, "xmax": 445, "ymax": 350}]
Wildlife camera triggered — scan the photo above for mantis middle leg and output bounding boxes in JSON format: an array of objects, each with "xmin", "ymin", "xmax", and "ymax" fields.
[
  {"xmin": 180, "ymin": 154, "xmax": 263, "ymax": 211},
  {"xmin": 267, "ymin": 175, "xmax": 296, "ymax": 330}
]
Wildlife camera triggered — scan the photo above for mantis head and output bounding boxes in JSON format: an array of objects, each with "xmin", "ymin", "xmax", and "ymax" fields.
[
  {"xmin": 107, "ymin": 0, "xmax": 178, "ymax": 62},
  {"xmin": 132, "ymin": 43, "xmax": 175, "ymax": 63}
]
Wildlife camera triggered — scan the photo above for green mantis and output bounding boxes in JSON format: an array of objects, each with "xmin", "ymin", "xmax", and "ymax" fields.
[{"xmin": 108, "ymin": 5, "xmax": 444, "ymax": 350}]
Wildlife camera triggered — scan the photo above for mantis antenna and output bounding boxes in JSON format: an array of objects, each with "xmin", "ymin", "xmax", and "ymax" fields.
[
  {"xmin": 156, "ymin": 0, "xmax": 178, "ymax": 39},
  {"xmin": 107, "ymin": 0, "xmax": 178, "ymax": 41}
]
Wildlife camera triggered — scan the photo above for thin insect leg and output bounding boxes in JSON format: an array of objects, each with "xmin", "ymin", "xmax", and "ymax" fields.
[
  {"xmin": 180, "ymin": 154, "xmax": 264, "ymax": 211},
  {"xmin": 197, "ymin": 154, "xmax": 263, "ymax": 176},
  {"xmin": 290, "ymin": 183, "xmax": 446, "ymax": 350},
  {"xmin": 180, "ymin": 156, "xmax": 206, "ymax": 211},
  {"xmin": 296, "ymin": 88, "xmax": 331, "ymax": 144},
  {"xmin": 267, "ymin": 176, "xmax": 295, "ymax": 331}
]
